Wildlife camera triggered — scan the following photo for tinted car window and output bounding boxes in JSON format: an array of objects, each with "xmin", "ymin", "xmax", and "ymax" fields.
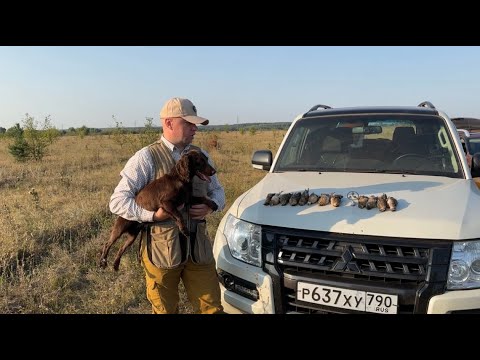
[
  {"xmin": 468, "ymin": 138, "xmax": 480, "ymax": 154},
  {"xmin": 274, "ymin": 114, "xmax": 462, "ymax": 177}
]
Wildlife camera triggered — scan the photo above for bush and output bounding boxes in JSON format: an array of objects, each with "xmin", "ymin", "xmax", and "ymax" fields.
[
  {"xmin": 8, "ymin": 136, "xmax": 30, "ymax": 162},
  {"xmin": 7, "ymin": 114, "xmax": 60, "ymax": 162},
  {"xmin": 76, "ymin": 126, "xmax": 90, "ymax": 138},
  {"xmin": 6, "ymin": 123, "xmax": 23, "ymax": 138}
]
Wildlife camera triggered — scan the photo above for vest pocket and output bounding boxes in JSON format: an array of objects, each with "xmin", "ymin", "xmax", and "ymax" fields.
[
  {"xmin": 150, "ymin": 223, "xmax": 183, "ymax": 269},
  {"xmin": 192, "ymin": 222, "xmax": 214, "ymax": 265}
]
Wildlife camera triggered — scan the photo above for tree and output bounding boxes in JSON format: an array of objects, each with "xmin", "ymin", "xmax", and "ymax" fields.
[
  {"xmin": 137, "ymin": 117, "xmax": 160, "ymax": 148},
  {"xmin": 7, "ymin": 114, "xmax": 60, "ymax": 162},
  {"xmin": 111, "ymin": 115, "xmax": 129, "ymax": 148}
]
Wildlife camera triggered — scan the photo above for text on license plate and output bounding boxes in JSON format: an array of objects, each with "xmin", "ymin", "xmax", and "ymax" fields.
[{"xmin": 297, "ymin": 282, "xmax": 398, "ymax": 314}]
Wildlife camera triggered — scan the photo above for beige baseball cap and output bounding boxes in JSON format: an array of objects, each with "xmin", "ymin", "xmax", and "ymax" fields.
[{"xmin": 160, "ymin": 97, "xmax": 209, "ymax": 125}]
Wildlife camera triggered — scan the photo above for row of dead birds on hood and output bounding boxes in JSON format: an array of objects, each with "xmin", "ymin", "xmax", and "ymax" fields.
[
  {"xmin": 264, "ymin": 191, "xmax": 343, "ymax": 207},
  {"xmin": 263, "ymin": 190, "xmax": 398, "ymax": 212}
]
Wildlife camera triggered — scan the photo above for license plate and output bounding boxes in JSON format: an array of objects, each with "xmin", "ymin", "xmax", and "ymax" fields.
[{"xmin": 297, "ymin": 282, "xmax": 398, "ymax": 314}]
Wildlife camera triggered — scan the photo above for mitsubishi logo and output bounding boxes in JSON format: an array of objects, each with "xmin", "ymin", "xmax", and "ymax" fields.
[{"xmin": 332, "ymin": 245, "xmax": 360, "ymax": 273}]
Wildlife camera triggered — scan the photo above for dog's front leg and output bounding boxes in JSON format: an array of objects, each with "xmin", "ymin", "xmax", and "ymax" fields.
[
  {"xmin": 199, "ymin": 197, "xmax": 218, "ymax": 212},
  {"xmin": 162, "ymin": 204, "xmax": 188, "ymax": 236}
]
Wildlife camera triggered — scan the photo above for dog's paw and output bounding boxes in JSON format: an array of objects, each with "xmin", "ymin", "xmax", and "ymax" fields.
[{"xmin": 99, "ymin": 258, "xmax": 107, "ymax": 269}]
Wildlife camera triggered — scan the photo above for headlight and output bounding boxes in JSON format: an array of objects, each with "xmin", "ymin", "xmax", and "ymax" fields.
[
  {"xmin": 223, "ymin": 214, "xmax": 262, "ymax": 267},
  {"xmin": 447, "ymin": 240, "xmax": 480, "ymax": 289}
]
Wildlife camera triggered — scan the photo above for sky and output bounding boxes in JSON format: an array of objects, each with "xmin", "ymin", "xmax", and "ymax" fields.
[{"xmin": 1, "ymin": 46, "xmax": 480, "ymax": 130}]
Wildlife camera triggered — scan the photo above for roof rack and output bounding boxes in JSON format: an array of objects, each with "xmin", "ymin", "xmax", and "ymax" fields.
[
  {"xmin": 308, "ymin": 104, "xmax": 332, "ymax": 112},
  {"xmin": 417, "ymin": 101, "xmax": 436, "ymax": 109}
]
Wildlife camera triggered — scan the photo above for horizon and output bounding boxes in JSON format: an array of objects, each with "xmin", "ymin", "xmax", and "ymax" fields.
[{"xmin": 2, "ymin": 46, "xmax": 480, "ymax": 130}]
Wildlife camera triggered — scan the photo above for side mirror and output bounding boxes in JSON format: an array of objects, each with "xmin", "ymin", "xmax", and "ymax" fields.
[
  {"xmin": 252, "ymin": 150, "xmax": 272, "ymax": 171},
  {"xmin": 471, "ymin": 153, "xmax": 480, "ymax": 178}
]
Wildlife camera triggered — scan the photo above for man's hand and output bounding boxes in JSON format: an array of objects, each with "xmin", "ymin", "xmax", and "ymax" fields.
[
  {"xmin": 152, "ymin": 204, "xmax": 185, "ymax": 221},
  {"xmin": 189, "ymin": 204, "xmax": 213, "ymax": 220}
]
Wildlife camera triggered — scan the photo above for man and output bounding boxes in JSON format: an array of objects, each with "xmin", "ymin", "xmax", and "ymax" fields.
[{"xmin": 109, "ymin": 97, "xmax": 225, "ymax": 314}]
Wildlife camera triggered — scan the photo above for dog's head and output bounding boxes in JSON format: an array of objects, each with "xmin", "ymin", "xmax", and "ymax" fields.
[{"xmin": 176, "ymin": 149, "xmax": 216, "ymax": 183}]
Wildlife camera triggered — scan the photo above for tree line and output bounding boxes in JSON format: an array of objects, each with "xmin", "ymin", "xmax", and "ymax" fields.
[{"xmin": 1, "ymin": 114, "xmax": 290, "ymax": 162}]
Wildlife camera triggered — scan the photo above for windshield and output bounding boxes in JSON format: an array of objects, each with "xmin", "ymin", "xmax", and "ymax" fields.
[{"xmin": 274, "ymin": 114, "xmax": 463, "ymax": 177}]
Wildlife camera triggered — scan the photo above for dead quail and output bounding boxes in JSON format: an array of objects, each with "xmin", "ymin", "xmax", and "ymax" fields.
[
  {"xmin": 298, "ymin": 189, "xmax": 310, "ymax": 206},
  {"xmin": 330, "ymin": 193, "xmax": 343, "ymax": 207},
  {"xmin": 279, "ymin": 193, "xmax": 292, "ymax": 206},
  {"xmin": 264, "ymin": 193, "xmax": 275, "ymax": 205},
  {"xmin": 347, "ymin": 191, "xmax": 359, "ymax": 201},
  {"xmin": 346, "ymin": 191, "xmax": 359, "ymax": 206},
  {"xmin": 289, "ymin": 192, "xmax": 301, "ymax": 206},
  {"xmin": 307, "ymin": 193, "xmax": 319, "ymax": 205},
  {"xmin": 269, "ymin": 192, "xmax": 283, "ymax": 206},
  {"xmin": 377, "ymin": 194, "xmax": 388, "ymax": 212},
  {"xmin": 357, "ymin": 195, "xmax": 369, "ymax": 209},
  {"xmin": 387, "ymin": 196, "xmax": 398, "ymax": 211},
  {"xmin": 366, "ymin": 195, "xmax": 378, "ymax": 210},
  {"xmin": 318, "ymin": 193, "xmax": 330, "ymax": 206}
]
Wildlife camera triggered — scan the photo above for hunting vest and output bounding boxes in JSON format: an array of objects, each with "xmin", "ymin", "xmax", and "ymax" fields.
[{"xmin": 141, "ymin": 140, "xmax": 214, "ymax": 269}]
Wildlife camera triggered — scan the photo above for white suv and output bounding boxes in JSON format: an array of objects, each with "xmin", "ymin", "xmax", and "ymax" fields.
[{"xmin": 213, "ymin": 101, "xmax": 480, "ymax": 314}]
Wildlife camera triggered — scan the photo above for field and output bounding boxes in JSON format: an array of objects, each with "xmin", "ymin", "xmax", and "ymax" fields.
[{"xmin": 0, "ymin": 130, "xmax": 285, "ymax": 313}]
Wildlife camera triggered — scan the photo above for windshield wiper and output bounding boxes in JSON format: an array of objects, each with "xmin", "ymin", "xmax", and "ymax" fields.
[
  {"xmin": 388, "ymin": 170, "xmax": 419, "ymax": 175},
  {"xmin": 346, "ymin": 168, "xmax": 387, "ymax": 173},
  {"xmin": 295, "ymin": 168, "xmax": 317, "ymax": 172},
  {"xmin": 364, "ymin": 169, "xmax": 387, "ymax": 173}
]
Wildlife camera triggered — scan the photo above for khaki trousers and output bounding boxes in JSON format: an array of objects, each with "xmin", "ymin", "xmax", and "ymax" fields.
[{"xmin": 142, "ymin": 243, "xmax": 224, "ymax": 314}]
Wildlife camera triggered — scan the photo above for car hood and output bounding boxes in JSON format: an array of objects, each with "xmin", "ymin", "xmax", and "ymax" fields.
[{"xmin": 232, "ymin": 172, "xmax": 480, "ymax": 240}]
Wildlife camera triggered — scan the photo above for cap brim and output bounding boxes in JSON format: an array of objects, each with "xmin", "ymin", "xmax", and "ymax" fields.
[{"xmin": 183, "ymin": 115, "xmax": 209, "ymax": 125}]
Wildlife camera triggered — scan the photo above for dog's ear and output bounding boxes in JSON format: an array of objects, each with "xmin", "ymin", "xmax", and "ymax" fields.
[
  {"xmin": 176, "ymin": 155, "xmax": 190, "ymax": 182},
  {"xmin": 190, "ymin": 150, "xmax": 202, "ymax": 167}
]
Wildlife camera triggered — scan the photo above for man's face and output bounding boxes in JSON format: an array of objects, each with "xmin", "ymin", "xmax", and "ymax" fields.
[{"xmin": 166, "ymin": 117, "xmax": 198, "ymax": 146}]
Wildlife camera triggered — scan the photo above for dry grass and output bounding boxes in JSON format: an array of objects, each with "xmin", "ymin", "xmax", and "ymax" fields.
[{"xmin": 0, "ymin": 130, "xmax": 285, "ymax": 313}]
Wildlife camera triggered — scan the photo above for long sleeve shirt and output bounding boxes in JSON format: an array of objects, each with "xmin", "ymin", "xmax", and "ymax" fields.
[{"xmin": 109, "ymin": 136, "xmax": 226, "ymax": 222}]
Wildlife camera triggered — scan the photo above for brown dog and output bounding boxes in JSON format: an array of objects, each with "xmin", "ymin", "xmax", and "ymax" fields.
[{"xmin": 99, "ymin": 149, "xmax": 217, "ymax": 271}]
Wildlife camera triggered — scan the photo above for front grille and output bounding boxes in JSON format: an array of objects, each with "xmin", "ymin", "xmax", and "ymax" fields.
[
  {"xmin": 262, "ymin": 225, "xmax": 451, "ymax": 314},
  {"xmin": 278, "ymin": 235, "xmax": 428, "ymax": 283}
]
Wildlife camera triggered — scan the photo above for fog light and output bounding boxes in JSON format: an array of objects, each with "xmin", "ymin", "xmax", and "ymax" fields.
[
  {"xmin": 234, "ymin": 283, "xmax": 259, "ymax": 300},
  {"xmin": 223, "ymin": 274, "xmax": 235, "ymax": 290},
  {"xmin": 217, "ymin": 269, "xmax": 259, "ymax": 301}
]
